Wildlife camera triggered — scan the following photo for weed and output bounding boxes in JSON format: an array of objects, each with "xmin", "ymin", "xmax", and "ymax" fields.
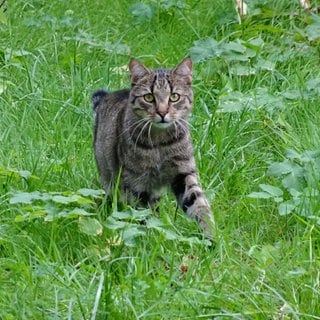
[{"xmin": 1, "ymin": 0, "xmax": 320, "ymax": 318}]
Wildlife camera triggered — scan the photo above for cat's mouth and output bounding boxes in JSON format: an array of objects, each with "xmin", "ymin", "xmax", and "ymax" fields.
[
  {"xmin": 152, "ymin": 121, "xmax": 172, "ymax": 129},
  {"xmin": 152, "ymin": 113, "xmax": 173, "ymax": 129}
]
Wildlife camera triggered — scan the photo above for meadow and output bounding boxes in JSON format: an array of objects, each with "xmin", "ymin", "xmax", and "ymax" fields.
[{"xmin": 1, "ymin": 0, "xmax": 320, "ymax": 318}]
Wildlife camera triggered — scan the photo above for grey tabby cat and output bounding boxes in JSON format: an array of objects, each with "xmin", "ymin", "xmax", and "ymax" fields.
[{"xmin": 92, "ymin": 58, "xmax": 214, "ymax": 238}]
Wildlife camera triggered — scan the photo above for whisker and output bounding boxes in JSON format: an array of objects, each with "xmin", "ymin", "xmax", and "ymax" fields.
[
  {"xmin": 147, "ymin": 121, "xmax": 153, "ymax": 147},
  {"xmin": 134, "ymin": 120, "xmax": 150, "ymax": 150},
  {"xmin": 131, "ymin": 120, "xmax": 147, "ymax": 140},
  {"xmin": 173, "ymin": 121, "xmax": 179, "ymax": 140},
  {"xmin": 177, "ymin": 118, "xmax": 192, "ymax": 130},
  {"xmin": 119, "ymin": 118, "xmax": 146, "ymax": 140},
  {"xmin": 175, "ymin": 118, "xmax": 189, "ymax": 135}
]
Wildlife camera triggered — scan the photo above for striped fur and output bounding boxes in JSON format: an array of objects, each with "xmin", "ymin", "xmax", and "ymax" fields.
[{"xmin": 92, "ymin": 58, "xmax": 214, "ymax": 238}]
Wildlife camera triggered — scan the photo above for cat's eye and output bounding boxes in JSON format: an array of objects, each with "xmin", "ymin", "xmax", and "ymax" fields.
[
  {"xmin": 169, "ymin": 93, "xmax": 180, "ymax": 102},
  {"xmin": 143, "ymin": 93, "xmax": 154, "ymax": 103}
]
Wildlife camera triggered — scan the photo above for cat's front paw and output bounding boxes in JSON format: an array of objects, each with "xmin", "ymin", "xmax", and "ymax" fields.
[
  {"xmin": 183, "ymin": 192, "xmax": 215, "ymax": 239},
  {"xmin": 197, "ymin": 213, "xmax": 215, "ymax": 240}
]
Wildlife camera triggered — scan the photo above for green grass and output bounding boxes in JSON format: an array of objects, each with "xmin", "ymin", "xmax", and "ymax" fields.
[{"xmin": 1, "ymin": 0, "xmax": 320, "ymax": 319}]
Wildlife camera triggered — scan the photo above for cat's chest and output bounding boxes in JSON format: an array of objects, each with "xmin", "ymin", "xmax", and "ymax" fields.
[
  {"xmin": 141, "ymin": 149, "xmax": 174, "ymax": 175},
  {"xmin": 123, "ymin": 147, "xmax": 177, "ymax": 182},
  {"xmin": 143, "ymin": 155, "xmax": 175, "ymax": 189}
]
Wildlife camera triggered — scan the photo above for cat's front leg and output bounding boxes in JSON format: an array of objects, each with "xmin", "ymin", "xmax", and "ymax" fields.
[{"xmin": 171, "ymin": 172, "xmax": 215, "ymax": 239}]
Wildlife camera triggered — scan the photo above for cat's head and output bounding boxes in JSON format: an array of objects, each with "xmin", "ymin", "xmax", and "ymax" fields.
[{"xmin": 128, "ymin": 58, "xmax": 193, "ymax": 129}]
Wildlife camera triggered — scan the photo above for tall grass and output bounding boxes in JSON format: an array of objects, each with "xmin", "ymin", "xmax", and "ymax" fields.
[{"xmin": 1, "ymin": 0, "xmax": 320, "ymax": 318}]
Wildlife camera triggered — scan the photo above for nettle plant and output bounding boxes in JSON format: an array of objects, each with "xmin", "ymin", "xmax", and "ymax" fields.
[
  {"xmin": 6, "ymin": 171, "xmax": 209, "ymax": 246},
  {"xmin": 249, "ymin": 149, "xmax": 320, "ymax": 224}
]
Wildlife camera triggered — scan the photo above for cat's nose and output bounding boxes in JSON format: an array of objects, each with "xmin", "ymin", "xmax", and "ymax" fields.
[
  {"xmin": 157, "ymin": 111, "xmax": 167, "ymax": 122},
  {"xmin": 158, "ymin": 103, "xmax": 168, "ymax": 116}
]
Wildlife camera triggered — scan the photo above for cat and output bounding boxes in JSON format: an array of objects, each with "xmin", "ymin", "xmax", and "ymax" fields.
[{"xmin": 92, "ymin": 58, "xmax": 214, "ymax": 238}]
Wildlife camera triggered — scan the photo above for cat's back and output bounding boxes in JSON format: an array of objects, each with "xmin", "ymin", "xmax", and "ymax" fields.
[
  {"xmin": 93, "ymin": 88, "xmax": 130, "ymax": 118},
  {"xmin": 93, "ymin": 88, "xmax": 130, "ymax": 159},
  {"xmin": 93, "ymin": 88, "xmax": 131, "ymax": 180},
  {"xmin": 93, "ymin": 88, "xmax": 130, "ymax": 140}
]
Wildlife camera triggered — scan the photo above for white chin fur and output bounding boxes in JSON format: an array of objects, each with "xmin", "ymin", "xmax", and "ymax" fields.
[{"xmin": 152, "ymin": 122, "xmax": 172, "ymax": 129}]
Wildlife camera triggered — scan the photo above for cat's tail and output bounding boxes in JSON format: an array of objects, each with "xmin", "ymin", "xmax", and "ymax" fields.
[{"xmin": 92, "ymin": 89, "xmax": 108, "ymax": 113}]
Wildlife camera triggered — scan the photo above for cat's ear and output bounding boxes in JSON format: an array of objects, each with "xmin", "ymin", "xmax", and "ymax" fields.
[
  {"xmin": 129, "ymin": 59, "xmax": 151, "ymax": 85},
  {"xmin": 172, "ymin": 58, "xmax": 193, "ymax": 84}
]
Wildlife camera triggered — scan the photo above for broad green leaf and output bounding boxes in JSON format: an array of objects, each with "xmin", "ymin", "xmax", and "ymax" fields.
[
  {"xmin": 158, "ymin": 228, "xmax": 179, "ymax": 240},
  {"xmin": 104, "ymin": 42, "xmax": 130, "ymax": 55},
  {"xmin": 21, "ymin": 205, "xmax": 46, "ymax": 219},
  {"xmin": 255, "ymin": 59, "xmax": 275, "ymax": 71},
  {"xmin": 17, "ymin": 170, "xmax": 32, "ymax": 179},
  {"xmin": 245, "ymin": 37, "xmax": 264, "ymax": 50},
  {"xmin": 122, "ymin": 226, "xmax": 146, "ymax": 246},
  {"xmin": 278, "ymin": 201, "xmax": 296, "ymax": 216},
  {"xmin": 73, "ymin": 196, "xmax": 94, "ymax": 204},
  {"xmin": 217, "ymin": 87, "xmax": 283, "ymax": 113},
  {"xmin": 285, "ymin": 149, "xmax": 301, "ymax": 160},
  {"xmin": 129, "ymin": 3, "xmax": 154, "ymax": 22},
  {"xmin": 300, "ymin": 150, "xmax": 320, "ymax": 162},
  {"xmin": 221, "ymin": 50, "xmax": 254, "ymax": 62},
  {"xmin": 68, "ymin": 208, "xmax": 94, "ymax": 217},
  {"xmin": 218, "ymin": 99, "xmax": 247, "ymax": 113},
  {"xmin": 45, "ymin": 209, "xmax": 69, "ymax": 221},
  {"xmin": 59, "ymin": 16, "xmax": 81, "ymax": 27},
  {"xmin": 305, "ymin": 23, "xmax": 320, "ymax": 41},
  {"xmin": 130, "ymin": 208, "xmax": 151, "ymax": 220},
  {"xmin": 253, "ymin": 88, "xmax": 285, "ymax": 113},
  {"xmin": 79, "ymin": 217, "xmax": 103, "ymax": 236},
  {"xmin": 111, "ymin": 209, "xmax": 151, "ymax": 221},
  {"xmin": 247, "ymin": 191, "xmax": 273, "ymax": 199},
  {"xmin": 105, "ymin": 216, "xmax": 127, "ymax": 230},
  {"xmin": 52, "ymin": 194, "xmax": 93, "ymax": 205},
  {"xmin": 189, "ymin": 38, "xmax": 220, "ymax": 62},
  {"xmin": 111, "ymin": 211, "xmax": 132, "ymax": 220},
  {"xmin": 224, "ymin": 41, "xmax": 246, "ymax": 53},
  {"xmin": 259, "ymin": 184, "xmax": 283, "ymax": 197},
  {"xmin": 10, "ymin": 191, "xmax": 43, "ymax": 204},
  {"xmin": 282, "ymin": 173, "xmax": 305, "ymax": 192},
  {"xmin": 282, "ymin": 90, "xmax": 302, "ymax": 100},
  {"xmin": 306, "ymin": 78, "xmax": 320, "ymax": 94},
  {"xmin": 222, "ymin": 51, "xmax": 250, "ymax": 62},
  {"xmin": 217, "ymin": 91, "xmax": 249, "ymax": 113},
  {"xmin": 190, "ymin": 38, "xmax": 258, "ymax": 63},
  {"xmin": 146, "ymin": 217, "xmax": 164, "ymax": 228},
  {"xmin": 78, "ymin": 188, "xmax": 105, "ymax": 197},
  {"xmin": 52, "ymin": 194, "xmax": 81, "ymax": 204},
  {"xmin": 274, "ymin": 197, "xmax": 283, "ymax": 203},
  {"xmin": 14, "ymin": 215, "xmax": 28, "ymax": 222},
  {"xmin": 0, "ymin": 167, "xmax": 38, "ymax": 180},
  {"xmin": 44, "ymin": 202, "xmax": 59, "ymax": 216},
  {"xmin": 229, "ymin": 65, "xmax": 256, "ymax": 76},
  {"xmin": 289, "ymin": 188, "xmax": 302, "ymax": 198},
  {"xmin": 146, "ymin": 217, "xmax": 180, "ymax": 240},
  {"xmin": 267, "ymin": 160, "xmax": 301, "ymax": 177},
  {"xmin": 30, "ymin": 210, "xmax": 46, "ymax": 219}
]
